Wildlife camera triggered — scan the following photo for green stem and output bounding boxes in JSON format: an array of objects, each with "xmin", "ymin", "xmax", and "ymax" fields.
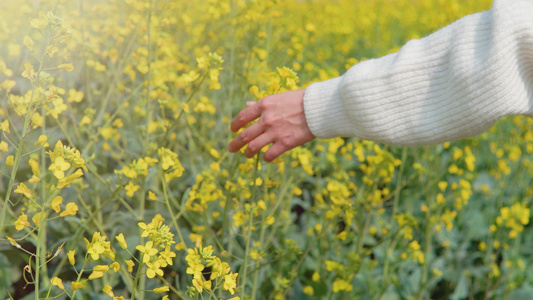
[
  {"xmin": 36, "ymin": 97, "xmax": 51, "ymax": 294},
  {"xmin": 162, "ymin": 176, "xmax": 186, "ymax": 248},
  {"xmin": 143, "ymin": 0, "xmax": 153, "ymax": 156},
  {"xmin": 239, "ymin": 155, "xmax": 260, "ymax": 295},
  {"xmin": 221, "ymin": 155, "xmax": 240, "ymax": 245},
  {"xmin": 131, "ymin": 263, "xmax": 145, "ymax": 300},
  {"xmin": 417, "ymin": 196, "xmax": 433, "ymax": 300},
  {"xmin": 0, "ymin": 57, "xmax": 45, "ymax": 237},
  {"xmin": 71, "ymin": 254, "xmax": 89, "ymax": 299},
  {"xmin": 226, "ymin": 0, "xmax": 236, "ymax": 136},
  {"xmin": 250, "ymin": 177, "xmax": 269, "ymax": 299},
  {"xmin": 357, "ymin": 209, "xmax": 372, "ymax": 255},
  {"xmin": 158, "ymin": 275, "xmax": 187, "ymax": 299},
  {"xmin": 51, "ymin": 186, "xmax": 123, "ymax": 281},
  {"xmin": 381, "ymin": 147, "xmax": 408, "ymax": 296}
]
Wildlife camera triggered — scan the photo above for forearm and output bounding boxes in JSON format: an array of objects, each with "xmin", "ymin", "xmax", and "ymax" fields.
[{"xmin": 304, "ymin": 0, "xmax": 533, "ymax": 146}]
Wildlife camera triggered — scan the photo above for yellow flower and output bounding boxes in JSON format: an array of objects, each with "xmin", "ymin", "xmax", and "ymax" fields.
[
  {"xmin": 116, "ymin": 233, "xmax": 128, "ymax": 249},
  {"xmin": 28, "ymin": 159, "xmax": 40, "ymax": 183},
  {"xmin": 31, "ymin": 112, "xmax": 43, "ymax": 128},
  {"xmin": 58, "ymin": 63, "xmax": 74, "ymax": 72},
  {"xmin": 59, "ymin": 202, "xmax": 78, "ymax": 217},
  {"xmin": 192, "ymin": 277, "xmax": 211, "ymax": 293},
  {"xmin": 500, "ymin": 202, "xmax": 530, "ymax": 233},
  {"xmin": 0, "ymin": 141, "xmax": 8, "ymax": 152},
  {"xmin": 85, "ymin": 232, "xmax": 114, "ymax": 261},
  {"xmin": 0, "ymin": 120, "xmax": 10, "ymax": 133},
  {"xmin": 148, "ymin": 191, "xmax": 158, "ymax": 201},
  {"xmin": 112, "ymin": 118, "xmax": 123, "ymax": 128},
  {"xmin": 136, "ymin": 241, "xmax": 158, "ymax": 263},
  {"xmin": 14, "ymin": 183, "xmax": 32, "ymax": 199},
  {"xmin": 436, "ymin": 193, "xmax": 445, "ymax": 205},
  {"xmin": 67, "ymin": 89, "xmax": 83, "ymax": 103},
  {"xmin": 153, "ymin": 286, "xmax": 170, "ymax": 294},
  {"xmin": 51, "ymin": 277, "xmax": 64, "ymax": 290},
  {"xmin": 89, "ymin": 270, "xmax": 104, "ymax": 280},
  {"xmin": 478, "ymin": 242, "xmax": 487, "ymax": 252},
  {"xmin": 34, "ymin": 134, "xmax": 49, "ymax": 147},
  {"xmin": 6, "ymin": 155, "xmax": 14, "ymax": 169},
  {"xmin": 21, "ymin": 63, "xmax": 35, "ymax": 80},
  {"xmin": 303, "ymin": 285, "xmax": 314, "ymax": 295},
  {"xmin": 32, "ymin": 212, "xmax": 42, "ymax": 227},
  {"xmin": 126, "ymin": 260, "xmax": 135, "ymax": 273},
  {"xmin": 110, "ymin": 262, "xmax": 120, "ymax": 272},
  {"xmin": 23, "ymin": 36, "xmax": 34, "ymax": 51},
  {"xmin": 15, "ymin": 212, "xmax": 30, "ymax": 231},
  {"xmin": 103, "ymin": 284, "xmax": 114, "ymax": 297},
  {"xmin": 312, "ymin": 272, "xmax": 320, "ymax": 282},
  {"xmin": 88, "ymin": 266, "xmax": 109, "ymax": 280},
  {"xmin": 209, "ymin": 148, "xmax": 220, "ymax": 159},
  {"xmin": 50, "ymin": 196, "xmax": 63, "ymax": 213},
  {"xmin": 49, "ymin": 156, "xmax": 71, "ymax": 180},
  {"xmin": 57, "ymin": 169, "xmax": 84, "ymax": 189},
  {"xmin": 332, "ymin": 278, "xmax": 353, "ymax": 293},
  {"xmin": 159, "ymin": 246, "xmax": 176, "ymax": 267},
  {"xmin": 79, "ymin": 115, "xmax": 92, "ymax": 127},
  {"xmin": 223, "ymin": 272, "xmax": 238, "ymax": 295},
  {"xmin": 146, "ymin": 260, "xmax": 164, "ymax": 278},
  {"xmin": 125, "ymin": 181, "xmax": 140, "ymax": 197},
  {"xmin": 7, "ymin": 237, "xmax": 21, "ymax": 248},
  {"xmin": 175, "ymin": 242, "xmax": 186, "ymax": 250},
  {"xmin": 45, "ymin": 45, "xmax": 58, "ymax": 58},
  {"xmin": 68, "ymin": 250, "xmax": 76, "ymax": 265},
  {"xmin": 336, "ymin": 231, "xmax": 347, "ymax": 241},
  {"xmin": 186, "ymin": 260, "xmax": 204, "ymax": 280},
  {"xmin": 158, "ymin": 147, "xmax": 185, "ymax": 182},
  {"xmin": 448, "ymin": 164, "xmax": 459, "ymax": 174},
  {"xmin": 94, "ymin": 265, "xmax": 110, "ymax": 272},
  {"xmin": 71, "ymin": 281, "xmax": 82, "ymax": 291}
]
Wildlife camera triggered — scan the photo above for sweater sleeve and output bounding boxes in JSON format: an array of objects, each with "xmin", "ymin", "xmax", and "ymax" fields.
[{"xmin": 303, "ymin": 0, "xmax": 533, "ymax": 146}]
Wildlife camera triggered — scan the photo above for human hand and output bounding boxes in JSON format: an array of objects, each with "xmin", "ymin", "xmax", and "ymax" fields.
[{"xmin": 228, "ymin": 88, "xmax": 315, "ymax": 162}]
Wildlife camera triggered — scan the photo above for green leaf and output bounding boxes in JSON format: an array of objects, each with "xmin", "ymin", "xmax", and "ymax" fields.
[
  {"xmin": 506, "ymin": 285, "xmax": 533, "ymax": 300},
  {"xmin": 450, "ymin": 272, "xmax": 468, "ymax": 300}
]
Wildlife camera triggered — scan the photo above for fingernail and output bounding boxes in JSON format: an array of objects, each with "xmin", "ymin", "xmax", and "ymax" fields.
[{"xmin": 246, "ymin": 101, "xmax": 255, "ymax": 106}]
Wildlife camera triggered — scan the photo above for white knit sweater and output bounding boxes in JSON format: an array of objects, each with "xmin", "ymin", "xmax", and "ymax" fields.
[{"xmin": 303, "ymin": 0, "xmax": 533, "ymax": 146}]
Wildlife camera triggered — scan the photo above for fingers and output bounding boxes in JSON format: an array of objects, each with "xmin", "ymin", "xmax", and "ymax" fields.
[
  {"xmin": 263, "ymin": 142, "xmax": 288, "ymax": 162},
  {"xmin": 228, "ymin": 89, "xmax": 313, "ymax": 162},
  {"xmin": 228, "ymin": 121, "xmax": 264, "ymax": 153},
  {"xmin": 230, "ymin": 101, "xmax": 262, "ymax": 133},
  {"xmin": 244, "ymin": 132, "xmax": 275, "ymax": 158}
]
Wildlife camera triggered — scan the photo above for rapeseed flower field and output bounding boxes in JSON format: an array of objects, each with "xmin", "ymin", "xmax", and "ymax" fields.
[{"xmin": 2, "ymin": 0, "xmax": 532, "ymax": 299}]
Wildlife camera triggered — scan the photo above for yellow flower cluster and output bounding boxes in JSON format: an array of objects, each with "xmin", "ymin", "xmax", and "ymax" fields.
[
  {"xmin": 47, "ymin": 140, "xmax": 87, "ymax": 189},
  {"xmin": 158, "ymin": 147, "xmax": 185, "ymax": 182},
  {"xmin": 137, "ymin": 215, "xmax": 177, "ymax": 278},
  {"xmin": 496, "ymin": 202, "xmax": 530, "ymax": 239},
  {"xmin": 185, "ymin": 244, "xmax": 238, "ymax": 296}
]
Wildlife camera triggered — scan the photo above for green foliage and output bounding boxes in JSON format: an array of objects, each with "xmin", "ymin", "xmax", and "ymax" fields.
[{"xmin": 2, "ymin": 0, "xmax": 532, "ymax": 300}]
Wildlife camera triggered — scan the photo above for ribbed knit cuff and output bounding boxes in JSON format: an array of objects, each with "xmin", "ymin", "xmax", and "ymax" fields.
[{"xmin": 303, "ymin": 77, "xmax": 355, "ymax": 139}]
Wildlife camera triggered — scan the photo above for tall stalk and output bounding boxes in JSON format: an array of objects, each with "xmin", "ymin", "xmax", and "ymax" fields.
[
  {"xmin": 381, "ymin": 147, "xmax": 408, "ymax": 296},
  {"xmin": 138, "ymin": 1, "xmax": 154, "ymax": 298},
  {"xmin": 0, "ymin": 56, "xmax": 45, "ymax": 236},
  {"xmin": 239, "ymin": 155, "xmax": 261, "ymax": 295}
]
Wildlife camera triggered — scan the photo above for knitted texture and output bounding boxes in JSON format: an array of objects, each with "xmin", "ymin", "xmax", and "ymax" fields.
[{"xmin": 303, "ymin": 0, "xmax": 533, "ymax": 146}]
